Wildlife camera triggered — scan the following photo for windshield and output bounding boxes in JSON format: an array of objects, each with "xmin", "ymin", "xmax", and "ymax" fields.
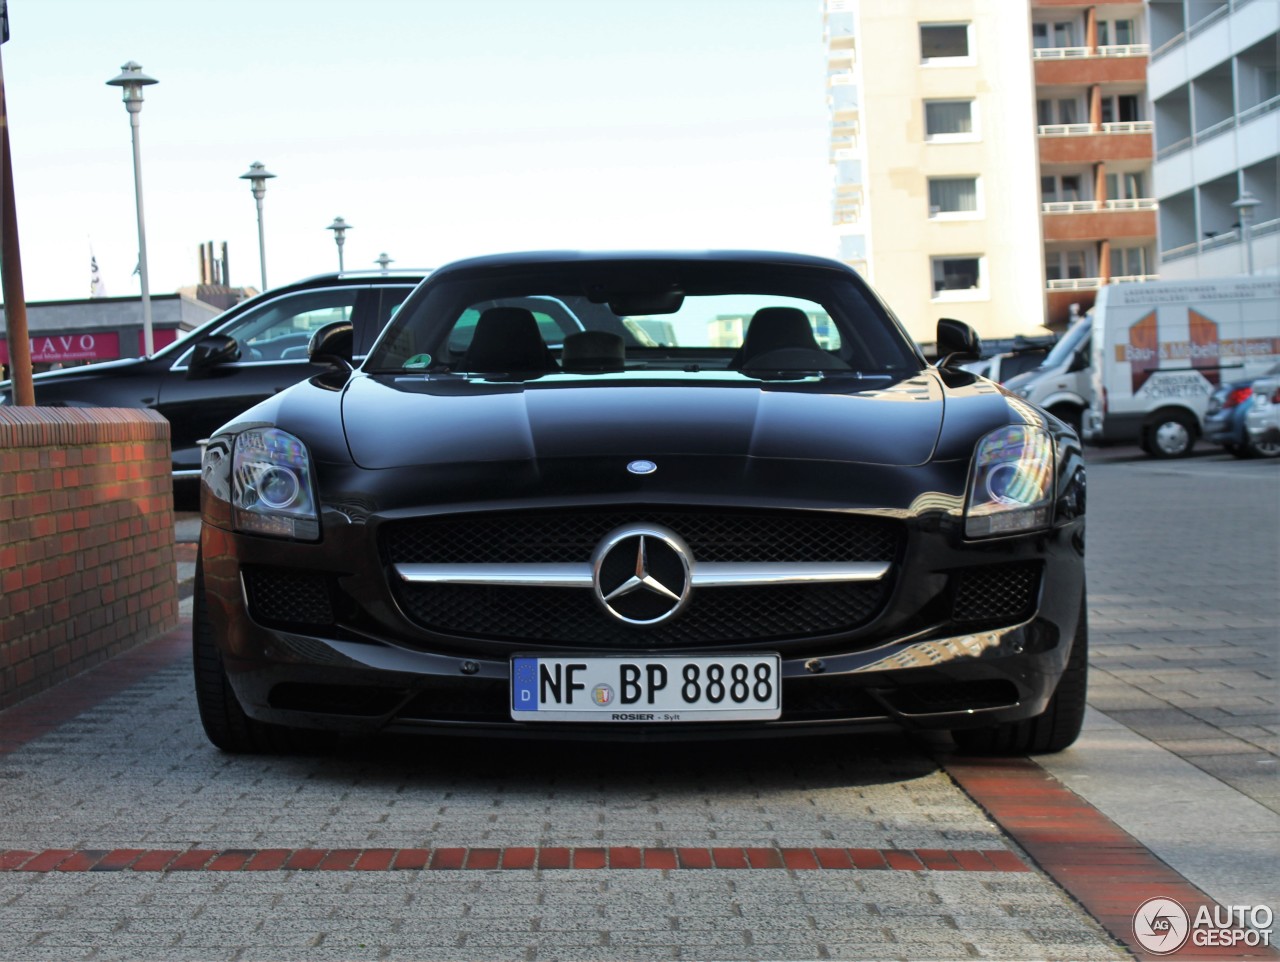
[
  {"xmin": 367, "ymin": 261, "xmax": 923, "ymax": 379},
  {"xmin": 1037, "ymin": 316, "xmax": 1091, "ymax": 371}
]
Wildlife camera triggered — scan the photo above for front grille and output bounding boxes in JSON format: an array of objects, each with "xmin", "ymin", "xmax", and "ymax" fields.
[
  {"xmin": 951, "ymin": 564, "xmax": 1041, "ymax": 626},
  {"xmin": 382, "ymin": 508, "xmax": 899, "ymax": 565},
  {"xmin": 383, "ymin": 508, "xmax": 900, "ymax": 646},
  {"xmin": 394, "ymin": 581, "xmax": 887, "ymax": 647},
  {"xmin": 242, "ymin": 567, "xmax": 335, "ymax": 629}
]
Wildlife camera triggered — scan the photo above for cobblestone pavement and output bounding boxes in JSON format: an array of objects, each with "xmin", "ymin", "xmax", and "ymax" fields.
[
  {"xmin": 1082, "ymin": 449, "xmax": 1279, "ymax": 812},
  {"xmin": 1, "ymin": 450, "xmax": 1276, "ymax": 960},
  {"xmin": 0, "ymin": 670, "xmax": 1127, "ymax": 961}
]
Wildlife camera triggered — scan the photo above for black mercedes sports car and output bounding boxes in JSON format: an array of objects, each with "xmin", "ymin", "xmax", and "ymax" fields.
[{"xmin": 195, "ymin": 251, "xmax": 1087, "ymax": 755}]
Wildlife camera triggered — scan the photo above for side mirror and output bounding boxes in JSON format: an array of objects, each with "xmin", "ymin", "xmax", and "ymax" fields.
[
  {"xmin": 187, "ymin": 334, "xmax": 240, "ymax": 377},
  {"xmin": 1067, "ymin": 350, "xmax": 1090, "ymax": 373},
  {"xmin": 936, "ymin": 317, "xmax": 982, "ymax": 368},
  {"xmin": 308, "ymin": 320, "xmax": 354, "ymax": 370}
]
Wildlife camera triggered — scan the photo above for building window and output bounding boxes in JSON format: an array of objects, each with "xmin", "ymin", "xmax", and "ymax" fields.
[
  {"xmin": 1037, "ymin": 98, "xmax": 1084, "ymax": 126},
  {"xmin": 1098, "ymin": 19, "xmax": 1135, "ymax": 46},
  {"xmin": 928, "ymin": 177, "xmax": 979, "ymax": 216},
  {"xmin": 920, "ymin": 23, "xmax": 970, "ymax": 63},
  {"xmin": 1111, "ymin": 246, "xmax": 1153, "ymax": 277},
  {"xmin": 1106, "ymin": 170, "xmax": 1146, "ymax": 201},
  {"xmin": 1042, "ymin": 174, "xmax": 1085, "ymax": 203},
  {"xmin": 1032, "ymin": 21, "xmax": 1077, "ymax": 48},
  {"xmin": 931, "ymin": 256, "xmax": 983, "ymax": 296},
  {"xmin": 1046, "ymin": 250, "xmax": 1090, "ymax": 282},
  {"xmin": 1100, "ymin": 95, "xmax": 1142, "ymax": 124},
  {"xmin": 924, "ymin": 99, "xmax": 975, "ymax": 140}
]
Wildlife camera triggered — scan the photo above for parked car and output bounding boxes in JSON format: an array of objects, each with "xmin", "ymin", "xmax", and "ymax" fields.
[
  {"xmin": 1243, "ymin": 374, "xmax": 1280, "ymax": 458},
  {"xmin": 960, "ymin": 347, "xmax": 1052, "ymax": 384},
  {"xmin": 1203, "ymin": 364, "xmax": 1280, "ymax": 458},
  {"xmin": 194, "ymin": 251, "xmax": 1088, "ymax": 757},
  {"xmin": 0, "ymin": 270, "xmax": 428, "ymax": 477}
]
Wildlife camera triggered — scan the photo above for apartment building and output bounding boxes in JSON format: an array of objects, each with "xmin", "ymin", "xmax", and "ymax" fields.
[
  {"xmin": 825, "ymin": 1, "xmax": 1044, "ymax": 345},
  {"xmin": 825, "ymin": 0, "xmax": 1157, "ymax": 340},
  {"xmin": 1147, "ymin": 0, "xmax": 1278, "ymax": 278},
  {"xmin": 1033, "ymin": 1, "xmax": 1157, "ymax": 327}
]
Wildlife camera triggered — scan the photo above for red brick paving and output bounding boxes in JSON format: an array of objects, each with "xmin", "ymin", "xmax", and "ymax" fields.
[{"xmin": 946, "ymin": 755, "xmax": 1280, "ymax": 961}]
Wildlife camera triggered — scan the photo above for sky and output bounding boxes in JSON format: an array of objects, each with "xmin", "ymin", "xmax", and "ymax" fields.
[{"xmin": 1, "ymin": 0, "xmax": 833, "ymax": 303}]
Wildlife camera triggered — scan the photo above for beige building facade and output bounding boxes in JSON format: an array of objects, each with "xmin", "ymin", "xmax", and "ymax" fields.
[{"xmin": 826, "ymin": 0, "xmax": 1046, "ymax": 346}]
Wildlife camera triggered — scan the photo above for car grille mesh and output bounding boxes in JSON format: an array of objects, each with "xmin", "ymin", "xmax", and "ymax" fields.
[
  {"xmin": 395, "ymin": 581, "xmax": 887, "ymax": 646},
  {"xmin": 382, "ymin": 508, "xmax": 899, "ymax": 565},
  {"xmin": 242, "ymin": 568, "xmax": 335, "ymax": 629},
  {"xmin": 382, "ymin": 509, "xmax": 900, "ymax": 646},
  {"xmin": 951, "ymin": 564, "xmax": 1042, "ymax": 625}
]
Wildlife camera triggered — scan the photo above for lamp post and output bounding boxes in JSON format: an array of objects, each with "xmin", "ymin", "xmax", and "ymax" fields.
[
  {"xmin": 326, "ymin": 216, "xmax": 351, "ymax": 271},
  {"xmin": 239, "ymin": 162, "xmax": 276, "ymax": 289},
  {"xmin": 106, "ymin": 61, "xmax": 158, "ymax": 356},
  {"xmin": 375, "ymin": 252, "xmax": 393, "ymax": 272},
  {"xmin": 1231, "ymin": 190, "xmax": 1261, "ymax": 276}
]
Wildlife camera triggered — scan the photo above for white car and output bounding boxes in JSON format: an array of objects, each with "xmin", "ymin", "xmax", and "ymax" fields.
[{"xmin": 1244, "ymin": 375, "xmax": 1280, "ymax": 458}]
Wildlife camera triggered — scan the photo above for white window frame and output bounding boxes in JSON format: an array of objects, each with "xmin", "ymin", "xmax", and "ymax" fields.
[
  {"xmin": 930, "ymin": 255, "xmax": 987, "ymax": 301},
  {"xmin": 927, "ymin": 176, "xmax": 982, "ymax": 219},
  {"xmin": 924, "ymin": 98, "xmax": 979, "ymax": 143},
  {"xmin": 920, "ymin": 22, "xmax": 974, "ymax": 66}
]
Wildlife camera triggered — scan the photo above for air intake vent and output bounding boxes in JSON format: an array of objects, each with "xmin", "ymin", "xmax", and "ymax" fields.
[
  {"xmin": 242, "ymin": 568, "xmax": 335, "ymax": 629},
  {"xmin": 951, "ymin": 564, "xmax": 1041, "ymax": 626}
]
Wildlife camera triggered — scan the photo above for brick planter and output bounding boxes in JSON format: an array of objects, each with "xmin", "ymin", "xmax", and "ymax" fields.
[{"xmin": 0, "ymin": 407, "xmax": 177, "ymax": 708}]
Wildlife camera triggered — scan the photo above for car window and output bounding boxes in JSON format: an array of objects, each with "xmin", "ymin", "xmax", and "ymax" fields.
[
  {"xmin": 370, "ymin": 263, "xmax": 920, "ymax": 376},
  {"xmin": 355, "ymin": 286, "xmax": 418, "ymax": 356},
  {"xmin": 176, "ymin": 289, "xmax": 360, "ymax": 365}
]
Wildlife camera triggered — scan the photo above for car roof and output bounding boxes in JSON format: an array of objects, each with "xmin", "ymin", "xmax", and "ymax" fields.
[
  {"xmin": 277, "ymin": 269, "xmax": 431, "ymax": 289},
  {"xmin": 424, "ymin": 250, "xmax": 856, "ymax": 279}
]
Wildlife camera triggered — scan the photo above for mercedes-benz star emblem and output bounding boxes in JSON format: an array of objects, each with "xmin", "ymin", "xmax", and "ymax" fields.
[
  {"xmin": 627, "ymin": 459, "xmax": 657, "ymax": 475},
  {"xmin": 591, "ymin": 523, "xmax": 692, "ymax": 626}
]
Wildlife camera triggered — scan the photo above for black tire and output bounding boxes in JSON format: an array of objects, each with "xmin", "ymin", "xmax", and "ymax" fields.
[
  {"xmin": 1142, "ymin": 411, "xmax": 1196, "ymax": 458},
  {"xmin": 193, "ymin": 555, "xmax": 305, "ymax": 753},
  {"xmin": 1245, "ymin": 433, "xmax": 1280, "ymax": 459},
  {"xmin": 952, "ymin": 600, "xmax": 1088, "ymax": 756}
]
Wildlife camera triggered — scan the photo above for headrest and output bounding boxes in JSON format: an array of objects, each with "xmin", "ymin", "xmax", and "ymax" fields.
[
  {"xmin": 462, "ymin": 307, "xmax": 556, "ymax": 374},
  {"xmin": 743, "ymin": 307, "xmax": 820, "ymax": 358}
]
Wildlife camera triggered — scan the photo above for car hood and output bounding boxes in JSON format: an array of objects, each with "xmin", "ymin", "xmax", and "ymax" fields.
[{"xmin": 340, "ymin": 372, "xmax": 951, "ymax": 469}]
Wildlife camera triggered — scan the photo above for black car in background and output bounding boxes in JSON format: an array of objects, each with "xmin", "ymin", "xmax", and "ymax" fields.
[
  {"xmin": 195, "ymin": 251, "xmax": 1088, "ymax": 756},
  {"xmin": 0, "ymin": 271, "xmax": 427, "ymax": 477}
]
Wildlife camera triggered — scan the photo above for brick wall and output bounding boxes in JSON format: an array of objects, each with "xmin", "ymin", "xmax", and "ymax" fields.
[{"xmin": 0, "ymin": 407, "xmax": 177, "ymax": 708}]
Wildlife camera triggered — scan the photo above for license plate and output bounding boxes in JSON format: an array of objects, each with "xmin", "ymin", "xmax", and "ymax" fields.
[{"xmin": 510, "ymin": 654, "xmax": 781, "ymax": 723}]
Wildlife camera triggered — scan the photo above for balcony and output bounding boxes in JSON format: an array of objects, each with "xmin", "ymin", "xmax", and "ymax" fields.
[
  {"xmin": 1035, "ymin": 50, "xmax": 1147, "ymax": 85},
  {"xmin": 1157, "ymin": 95, "xmax": 1280, "ymax": 161},
  {"xmin": 1162, "ymin": 217, "xmax": 1280, "ymax": 262},
  {"xmin": 1041, "ymin": 200, "xmax": 1158, "ymax": 242},
  {"xmin": 1039, "ymin": 122, "xmax": 1153, "ymax": 164}
]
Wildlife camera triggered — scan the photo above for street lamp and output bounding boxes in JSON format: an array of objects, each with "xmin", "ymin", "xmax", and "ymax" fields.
[
  {"xmin": 106, "ymin": 60, "xmax": 158, "ymax": 356},
  {"xmin": 375, "ymin": 252, "xmax": 393, "ymax": 272},
  {"xmin": 326, "ymin": 216, "xmax": 351, "ymax": 271},
  {"xmin": 1231, "ymin": 190, "xmax": 1261, "ymax": 276},
  {"xmin": 239, "ymin": 162, "xmax": 276, "ymax": 289}
]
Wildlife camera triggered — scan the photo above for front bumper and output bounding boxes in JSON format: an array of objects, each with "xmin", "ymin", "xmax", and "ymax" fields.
[{"xmin": 200, "ymin": 490, "xmax": 1085, "ymax": 741}]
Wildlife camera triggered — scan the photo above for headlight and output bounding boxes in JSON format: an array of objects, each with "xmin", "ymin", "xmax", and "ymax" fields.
[
  {"xmin": 965, "ymin": 425, "xmax": 1054, "ymax": 538},
  {"xmin": 229, "ymin": 428, "xmax": 319, "ymax": 540}
]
